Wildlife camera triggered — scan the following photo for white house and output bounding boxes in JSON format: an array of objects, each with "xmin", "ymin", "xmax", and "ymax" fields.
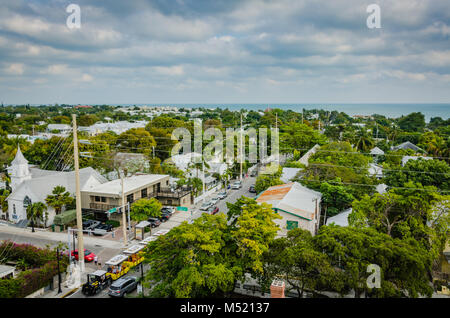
[
  {"xmin": 401, "ymin": 156, "xmax": 432, "ymax": 167},
  {"xmin": 280, "ymin": 167, "xmax": 302, "ymax": 183},
  {"xmin": 298, "ymin": 144, "xmax": 320, "ymax": 167},
  {"xmin": 256, "ymin": 182, "xmax": 321, "ymax": 237},
  {"xmin": 46, "ymin": 124, "xmax": 72, "ymax": 135},
  {"xmin": 5, "ymin": 145, "xmax": 107, "ymax": 226},
  {"xmin": 325, "ymin": 208, "xmax": 352, "ymax": 227}
]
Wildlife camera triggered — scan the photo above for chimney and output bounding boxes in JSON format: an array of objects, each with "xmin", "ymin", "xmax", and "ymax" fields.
[{"xmin": 270, "ymin": 279, "xmax": 285, "ymax": 298}]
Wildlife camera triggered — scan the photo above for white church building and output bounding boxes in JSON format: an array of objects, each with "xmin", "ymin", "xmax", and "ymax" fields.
[{"xmin": 4, "ymin": 146, "xmax": 107, "ymax": 226}]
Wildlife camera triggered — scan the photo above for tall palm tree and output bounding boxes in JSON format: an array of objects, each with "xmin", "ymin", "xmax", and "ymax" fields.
[
  {"xmin": 45, "ymin": 185, "xmax": 74, "ymax": 215},
  {"xmin": 26, "ymin": 202, "xmax": 46, "ymax": 232},
  {"xmin": 356, "ymin": 128, "xmax": 375, "ymax": 152}
]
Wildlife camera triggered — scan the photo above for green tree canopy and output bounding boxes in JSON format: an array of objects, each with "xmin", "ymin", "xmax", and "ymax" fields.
[{"xmin": 130, "ymin": 198, "xmax": 162, "ymax": 221}]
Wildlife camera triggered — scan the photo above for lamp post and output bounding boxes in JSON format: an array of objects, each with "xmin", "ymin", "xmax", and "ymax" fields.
[{"xmin": 56, "ymin": 247, "xmax": 62, "ymax": 293}]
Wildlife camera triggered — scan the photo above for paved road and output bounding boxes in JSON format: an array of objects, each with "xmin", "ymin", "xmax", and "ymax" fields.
[{"xmin": 66, "ymin": 177, "xmax": 258, "ymax": 298}]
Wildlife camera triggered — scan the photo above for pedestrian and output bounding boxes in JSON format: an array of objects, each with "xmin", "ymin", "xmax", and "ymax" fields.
[{"xmin": 94, "ymin": 255, "xmax": 98, "ymax": 266}]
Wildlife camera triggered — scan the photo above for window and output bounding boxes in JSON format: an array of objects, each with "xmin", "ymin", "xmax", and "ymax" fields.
[
  {"xmin": 126, "ymin": 194, "xmax": 134, "ymax": 203},
  {"xmin": 101, "ymin": 197, "xmax": 106, "ymax": 203},
  {"xmin": 95, "ymin": 196, "xmax": 100, "ymax": 202},
  {"xmin": 23, "ymin": 196, "xmax": 32, "ymax": 209},
  {"xmin": 141, "ymin": 188, "xmax": 147, "ymax": 198},
  {"xmin": 286, "ymin": 220, "xmax": 298, "ymax": 230}
]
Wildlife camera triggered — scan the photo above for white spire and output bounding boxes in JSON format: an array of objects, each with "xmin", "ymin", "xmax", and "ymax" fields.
[{"xmin": 11, "ymin": 144, "xmax": 28, "ymax": 165}]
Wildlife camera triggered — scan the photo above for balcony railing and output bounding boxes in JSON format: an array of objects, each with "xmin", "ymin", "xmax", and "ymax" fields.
[{"xmin": 157, "ymin": 187, "xmax": 191, "ymax": 199}]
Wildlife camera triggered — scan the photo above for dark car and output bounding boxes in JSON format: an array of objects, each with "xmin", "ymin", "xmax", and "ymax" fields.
[
  {"xmin": 148, "ymin": 217, "xmax": 161, "ymax": 228},
  {"xmin": 92, "ymin": 223, "xmax": 113, "ymax": 236},
  {"xmin": 82, "ymin": 220, "xmax": 95, "ymax": 230},
  {"xmin": 159, "ymin": 211, "xmax": 172, "ymax": 222},
  {"xmin": 161, "ymin": 207, "xmax": 175, "ymax": 215},
  {"xmin": 249, "ymin": 185, "xmax": 256, "ymax": 193},
  {"xmin": 207, "ymin": 206, "xmax": 219, "ymax": 215},
  {"xmin": 108, "ymin": 276, "xmax": 138, "ymax": 297}
]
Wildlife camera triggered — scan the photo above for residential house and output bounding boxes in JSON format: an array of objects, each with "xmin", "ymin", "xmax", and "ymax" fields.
[
  {"xmin": 325, "ymin": 208, "xmax": 352, "ymax": 227},
  {"xmin": 256, "ymin": 182, "xmax": 322, "ymax": 237}
]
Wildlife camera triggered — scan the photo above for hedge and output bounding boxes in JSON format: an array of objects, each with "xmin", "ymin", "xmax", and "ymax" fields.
[
  {"xmin": 105, "ymin": 220, "xmax": 120, "ymax": 227},
  {"xmin": 53, "ymin": 209, "xmax": 77, "ymax": 226},
  {"xmin": 0, "ymin": 241, "xmax": 69, "ymax": 298}
]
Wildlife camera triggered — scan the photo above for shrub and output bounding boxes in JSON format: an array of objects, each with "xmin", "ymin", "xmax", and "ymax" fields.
[{"xmin": 105, "ymin": 220, "xmax": 120, "ymax": 228}]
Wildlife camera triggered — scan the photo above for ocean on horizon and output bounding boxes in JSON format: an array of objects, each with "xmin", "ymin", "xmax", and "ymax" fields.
[{"xmin": 118, "ymin": 103, "xmax": 450, "ymax": 122}]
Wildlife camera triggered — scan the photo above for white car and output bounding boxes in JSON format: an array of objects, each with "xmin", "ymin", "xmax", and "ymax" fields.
[
  {"xmin": 217, "ymin": 191, "xmax": 227, "ymax": 199},
  {"xmin": 231, "ymin": 181, "xmax": 242, "ymax": 189},
  {"xmin": 200, "ymin": 201, "xmax": 213, "ymax": 211},
  {"xmin": 210, "ymin": 197, "xmax": 220, "ymax": 205}
]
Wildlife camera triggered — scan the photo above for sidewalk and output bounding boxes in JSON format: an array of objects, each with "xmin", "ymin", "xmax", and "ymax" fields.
[{"xmin": 0, "ymin": 222, "xmax": 126, "ymax": 249}]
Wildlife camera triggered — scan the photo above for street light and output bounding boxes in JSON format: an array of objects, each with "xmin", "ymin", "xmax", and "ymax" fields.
[{"xmin": 56, "ymin": 247, "xmax": 62, "ymax": 293}]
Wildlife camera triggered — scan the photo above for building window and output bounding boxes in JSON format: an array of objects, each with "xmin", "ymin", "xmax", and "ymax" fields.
[
  {"xmin": 95, "ymin": 196, "xmax": 100, "ymax": 202},
  {"xmin": 141, "ymin": 188, "xmax": 147, "ymax": 198},
  {"xmin": 23, "ymin": 196, "xmax": 32, "ymax": 209},
  {"xmin": 101, "ymin": 197, "xmax": 106, "ymax": 203},
  {"xmin": 286, "ymin": 220, "xmax": 298, "ymax": 230},
  {"xmin": 126, "ymin": 194, "xmax": 134, "ymax": 203}
]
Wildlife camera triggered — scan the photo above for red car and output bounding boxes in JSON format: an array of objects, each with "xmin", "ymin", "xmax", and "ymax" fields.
[
  {"xmin": 207, "ymin": 206, "xmax": 219, "ymax": 215},
  {"xmin": 71, "ymin": 249, "xmax": 96, "ymax": 262}
]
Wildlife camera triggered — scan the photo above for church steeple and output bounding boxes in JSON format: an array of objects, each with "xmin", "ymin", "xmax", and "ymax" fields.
[{"xmin": 8, "ymin": 144, "xmax": 31, "ymax": 191}]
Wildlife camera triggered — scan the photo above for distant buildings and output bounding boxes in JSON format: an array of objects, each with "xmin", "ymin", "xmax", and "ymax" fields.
[
  {"xmin": 401, "ymin": 156, "xmax": 432, "ymax": 167},
  {"xmin": 256, "ymin": 182, "xmax": 321, "ymax": 237}
]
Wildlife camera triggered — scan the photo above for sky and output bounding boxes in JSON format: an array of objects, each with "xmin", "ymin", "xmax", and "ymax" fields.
[{"xmin": 0, "ymin": 0, "xmax": 449, "ymax": 105}]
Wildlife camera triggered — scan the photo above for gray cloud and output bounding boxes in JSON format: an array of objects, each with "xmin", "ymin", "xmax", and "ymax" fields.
[{"xmin": 0, "ymin": 0, "xmax": 449, "ymax": 104}]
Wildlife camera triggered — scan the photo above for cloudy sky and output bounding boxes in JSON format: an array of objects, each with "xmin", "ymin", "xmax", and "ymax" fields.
[{"xmin": 0, "ymin": 0, "xmax": 449, "ymax": 105}]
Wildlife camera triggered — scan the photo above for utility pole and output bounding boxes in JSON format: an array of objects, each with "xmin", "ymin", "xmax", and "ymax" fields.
[
  {"xmin": 72, "ymin": 114, "xmax": 85, "ymax": 272},
  {"xmin": 240, "ymin": 113, "xmax": 243, "ymax": 181},
  {"xmin": 121, "ymin": 173, "xmax": 128, "ymax": 246}
]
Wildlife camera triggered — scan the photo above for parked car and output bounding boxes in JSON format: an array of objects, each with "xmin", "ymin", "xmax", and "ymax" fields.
[
  {"xmin": 82, "ymin": 220, "xmax": 96, "ymax": 230},
  {"xmin": 200, "ymin": 201, "xmax": 213, "ymax": 211},
  {"xmin": 92, "ymin": 223, "xmax": 113, "ymax": 236},
  {"xmin": 217, "ymin": 191, "xmax": 227, "ymax": 199},
  {"xmin": 147, "ymin": 217, "xmax": 161, "ymax": 228},
  {"xmin": 108, "ymin": 276, "xmax": 138, "ymax": 297},
  {"xmin": 158, "ymin": 210, "xmax": 172, "ymax": 222},
  {"xmin": 161, "ymin": 206, "xmax": 175, "ymax": 215},
  {"xmin": 71, "ymin": 249, "xmax": 96, "ymax": 262},
  {"xmin": 250, "ymin": 170, "xmax": 257, "ymax": 177},
  {"xmin": 249, "ymin": 185, "xmax": 256, "ymax": 193},
  {"xmin": 210, "ymin": 196, "xmax": 220, "ymax": 205},
  {"xmin": 83, "ymin": 220, "xmax": 101, "ymax": 232},
  {"xmin": 207, "ymin": 206, "xmax": 219, "ymax": 215},
  {"xmin": 231, "ymin": 181, "xmax": 242, "ymax": 189}
]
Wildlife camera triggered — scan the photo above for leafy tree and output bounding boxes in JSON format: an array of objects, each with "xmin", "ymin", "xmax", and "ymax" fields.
[
  {"xmin": 143, "ymin": 214, "xmax": 238, "ymax": 298},
  {"xmin": 295, "ymin": 141, "xmax": 374, "ymax": 199},
  {"xmin": 263, "ymin": 228, "xmax": 347, "ymax": 297},
  {"xmin": 78, "ymin": 114, "xmax": 99, "ymax": 126},
  {"xmin": 280, "ymin": 123, "xmax": 327, "ymax": 155},
  {"xmin": 418, "ymin": 131, "xmax": 448, "ymax": 157},
  {"xmin": 397, "ymin": 112, "xmax": 426, "ymax": 132},
  {"xmin": 313, "ymin": 225, "xmax": 434, "ymax": 298},
  {"xmin": 45, "ymin": 186, "xmax": 74, "ymax": 215},
  {"xmin": 319, "ymin": 181, "xmax": 355, "ymax": 219},
  {"xmin": 383, "ymin": 158, "xmax": 450, "ymax": 191},
  {"xmin": 130, "ymin": 198, "xmax": 162, "ymax": 221},
  {"xmin": 254, "ymin": 174, "xmax": 283, "ymax": 194},
  {"xmin": 116, "ymin": 128, "xmax": 156, "ymax": 157}
]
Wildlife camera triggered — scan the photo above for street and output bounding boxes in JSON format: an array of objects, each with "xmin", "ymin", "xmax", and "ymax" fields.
[{"xmin": 66, "ymin": 176, "xmax": 257, "ymax": 298}]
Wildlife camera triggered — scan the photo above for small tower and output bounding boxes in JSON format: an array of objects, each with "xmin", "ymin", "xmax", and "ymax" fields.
[{"xmin": 7, "ymin": 145, "xmax": 31, "ymax": 191}]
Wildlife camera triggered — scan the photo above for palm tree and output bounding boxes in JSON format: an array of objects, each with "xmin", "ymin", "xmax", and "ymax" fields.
[
  {"xmin": 356, "ymin": 128, "xmax": 374, "ymax": 152},
  {"xmin": 45, "ymin": 185, "xmax": 74, "ymax": 215},
  {"xmin": 26, "ymin": 202, "xmax": 47, "ymax": 232}
]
